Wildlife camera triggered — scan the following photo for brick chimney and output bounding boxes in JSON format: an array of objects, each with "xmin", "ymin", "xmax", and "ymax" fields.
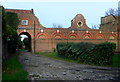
[{"xmin": 31, "ymin": 8, "xmax": 34, "ymax": 14}]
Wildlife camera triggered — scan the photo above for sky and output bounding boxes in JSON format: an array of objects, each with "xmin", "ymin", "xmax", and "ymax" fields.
[{"xmin": 1, "ymin": 0, "xmax": 119, "ymax": 29}]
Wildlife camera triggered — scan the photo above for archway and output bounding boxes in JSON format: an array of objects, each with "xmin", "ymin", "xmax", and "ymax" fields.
[{"xmin": 19, "ymin": 32, "xmax": 32, "ymax": 52}]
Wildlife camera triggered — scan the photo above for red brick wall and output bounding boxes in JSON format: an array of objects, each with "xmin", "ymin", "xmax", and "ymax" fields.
[
  {"xmin": 33, "ymin": 29, "xmax": 117, "ymax": 52},
  {"xmin": 5, "ymin": 9, "xmax": 118, "ymax": 52},
  {"xmin": 17, "ymin": 28, "xmax": 117, "ymax": 52}
]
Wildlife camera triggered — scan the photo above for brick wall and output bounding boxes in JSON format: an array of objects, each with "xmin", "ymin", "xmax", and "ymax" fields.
[
  {"xmin": 33, "ymin": 29, "xmax": 117, "ymax": 52},
  {"xmin": 100, "ymin": 15, "xmax": 117, "ymax": 31},
  {"xmin": 5, "ymin": 9, "xmax": 118, "ymax": 52}
]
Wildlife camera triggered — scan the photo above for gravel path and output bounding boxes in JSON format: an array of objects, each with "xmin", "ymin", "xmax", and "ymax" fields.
[{"xmin": 18, "ymin": 51, "xmax": 120, "ymax": 81}]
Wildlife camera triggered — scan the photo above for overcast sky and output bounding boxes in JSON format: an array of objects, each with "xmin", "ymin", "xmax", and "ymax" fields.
[{"xmin": 1, "ymin": 0, "xmax": 119, "ymax": 28}]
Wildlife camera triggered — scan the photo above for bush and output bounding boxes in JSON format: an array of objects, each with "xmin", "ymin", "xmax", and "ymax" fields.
[
  {"xmin": 57, "ymin": 42, "xmax": 116, "ymax": 66},
  {"xmin": 57, "ymin": 42, "xmax": 73, "ymax": 57},
  {"xmin": 70, "ymin": 42, "xmax": 95, "ymax": 59},
  {"xmin": 57, "ymin": 42, "xmax": 95, "ymax": 58}
]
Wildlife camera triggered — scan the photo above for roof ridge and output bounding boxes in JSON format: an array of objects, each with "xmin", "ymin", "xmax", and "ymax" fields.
[
  {"xmin": 5, "ymin": 8, "xmax": 34, "ymax": 14},
  {"xmin": 5, "ymin": 8, "xmax": 32, "ymax": 11}
]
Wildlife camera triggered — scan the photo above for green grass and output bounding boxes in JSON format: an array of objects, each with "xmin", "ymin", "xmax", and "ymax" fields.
[
  {"xmin": 2, "ymin": 53, "xmax": 28, "ymax": 80},
  {"xmin": 18, "ymin": 49, "xmax": 26, "ymax": 51},
  {"xmin": 112, "ymin": 54, "xmax": 120, "ymax": 67},
  {"xmin": 35, "ymin": 52, "xmax": 120, "ymax": 67},
  {"xmin": 34, "ymin": 52, "xmax": 79, "ymax": 63}
]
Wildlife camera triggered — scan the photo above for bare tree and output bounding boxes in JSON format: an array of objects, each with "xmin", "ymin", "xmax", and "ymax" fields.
[
  {"xmin": 52, "ymin": 24, "xmax": 57, "ymax": 28},
  {"xmin": 105, "ymin": 8, "xmax": 119, "ymax": 16},
  {"xmin": 52, "ymin": 23, "xmax": 63, "ymax": 28},
  {"xmin": 57, "ymin": 24, "xmax": 63, "ymax": 28},
  {"xmin": 91, "ymin": 24, "xmax": 100, "ymax": 29}
]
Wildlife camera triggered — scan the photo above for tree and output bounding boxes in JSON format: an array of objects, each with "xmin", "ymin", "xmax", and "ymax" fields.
[
  {"xmin": 91, "ymin": 24, "xmax": 100, "ymax": 29},
  {"xmin": 5, "ymin": 12, "xmax": 19, "ymax": 30},
  {"xmin": 105, "ymin": 8, "xmax": 119, "ymax": 16},
  {"xmin": 18, "ymin": 36, "xmax": 24, "ymax": 49},
  {"xmin": 5, "ymin": 11, "xmax": 19, "ymax": 53},
  {"xmin": 92, "ymin": 8, "xmax": 119, "ymax": 29},
  {"xmin": 23, "ymin": 38, "xmax": 29, "ymax": 50},
  {"xmin": 2, "ymin": 6, "xmax": 20, "ymax": 60},
  {"xmin": 2, "ymin": 6, "xmax": 12, "ymax": 38},
  {"xmin": 52, "ymin": 24, "xmax": 63, "ymax": 28}
]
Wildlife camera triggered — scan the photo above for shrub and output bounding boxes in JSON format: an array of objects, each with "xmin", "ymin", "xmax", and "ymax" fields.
[
  {"xmin": 57, "ymin": 42, "xmax": 95, "ymax": 58},
  {"xmin": 78, "ymin": 42, "xmax": 116, "ymax": 65},
  {"xmin": 70, "ymin": 42, "xmax": 95, "ymax": 59},
  {"xmin": 53, "ymin": 48, "xmax": 56, "ymax": 52},
  {"xmin": 57, "ymin": 42, "xmax": 116, "ymax": 66},
  {"xmin": 57, "ymin": 42, "xmax": 73, "ymax": 57}
]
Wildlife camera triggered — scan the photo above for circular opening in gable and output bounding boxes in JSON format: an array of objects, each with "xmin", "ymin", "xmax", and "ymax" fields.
[{"xmin": 77, "ymin": 21, "xmax": 83, "ymax": 27}]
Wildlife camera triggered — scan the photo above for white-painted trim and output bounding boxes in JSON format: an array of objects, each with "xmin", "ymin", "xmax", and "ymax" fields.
[
  {"xmin": 72, "ymin": 30, "xmax": 74, "ymax": 33},
  {"xmin": 57, "ymin": 30, "xmax": 59, "ymax": 33},
  {"xmin": 86, "ymin": 30, "xmax": 88, "ymax": 33},
  {"xmin": 24, "ymin": 29, "xmax": 26, "ymax": 32},
  {"xmin": 41, "ymin": 29, "xmax": 43, "ymax": 33}
]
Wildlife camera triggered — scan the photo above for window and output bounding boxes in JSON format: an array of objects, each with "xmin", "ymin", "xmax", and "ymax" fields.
[
  {"xmin": 77, "ymin": 21, "xmax": 83, "ymax": 27},
  {"xmin": 22, "ymin": 20, "xmax": 28, "ymax": 25}
]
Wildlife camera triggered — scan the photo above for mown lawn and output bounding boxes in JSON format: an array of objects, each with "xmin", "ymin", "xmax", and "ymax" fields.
[
  {"xmin": 35, "ymin": 52, "xmax": 120, "ymax": 67},
  {"xmin": 2, "ymin": 53, "xmax": 28, "ymax": 81}
]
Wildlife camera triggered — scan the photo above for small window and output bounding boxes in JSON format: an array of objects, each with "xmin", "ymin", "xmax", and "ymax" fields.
[
  {"xmin": 78, "ymin": 22, "xmax": 81, "ymax": 26},
  {"xmin": 22, "ymin": 20, "xmax": 28, "ymax": 25},
  {"xmin": 77, "ymin": 21, "xmax": 83, "ymax": 27}
]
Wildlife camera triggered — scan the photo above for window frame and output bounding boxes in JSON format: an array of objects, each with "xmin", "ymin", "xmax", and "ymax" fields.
[{"xmin": 21, "ymin": 20, "xmax": 28, "ymax": 25}]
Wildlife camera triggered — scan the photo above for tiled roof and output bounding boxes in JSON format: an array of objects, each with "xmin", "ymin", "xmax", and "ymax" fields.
[{"xmin": 5, "ymin": 9, "xmax": 34, "ymax": 14}]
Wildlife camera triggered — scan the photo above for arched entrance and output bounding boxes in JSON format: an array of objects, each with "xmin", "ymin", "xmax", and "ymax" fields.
[{"xmin": 19, "ymin": 32, "xmax": 32, "ymax": 52}]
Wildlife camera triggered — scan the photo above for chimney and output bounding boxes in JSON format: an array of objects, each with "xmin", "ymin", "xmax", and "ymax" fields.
[{"xmin": 31, "ymin": 8, "xmax": 34, "ymax": 14}]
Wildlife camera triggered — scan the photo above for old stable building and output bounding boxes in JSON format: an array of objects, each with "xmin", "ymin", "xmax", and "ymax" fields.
[{"xmin": 5, "ymin": 9, "xmax": 120, "ymax": 53}]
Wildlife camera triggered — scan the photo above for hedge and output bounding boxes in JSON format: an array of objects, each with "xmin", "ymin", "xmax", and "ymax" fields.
[{"xmin": 56, "ymin": 42, "xmax": 116, "ymax": 65}]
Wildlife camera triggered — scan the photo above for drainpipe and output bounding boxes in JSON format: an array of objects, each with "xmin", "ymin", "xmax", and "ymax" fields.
[
  {"xmin": 115, "ymin": 15, "xmax": 119, "ymax": 53},
  {"xmin": 34, "ymin": 20, "xmax": 36, "ymax": 53},
  {"xmin": 116, "ymin": 3, "xmax": 120, "ymax": 53}
]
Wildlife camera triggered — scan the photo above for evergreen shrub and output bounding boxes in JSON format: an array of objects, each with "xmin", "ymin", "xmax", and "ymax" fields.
[{"xmin": 56, "ymin": 42, "xmax": 116, "ymax": 65}]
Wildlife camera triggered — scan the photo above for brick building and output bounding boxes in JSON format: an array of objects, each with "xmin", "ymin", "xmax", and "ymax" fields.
[
  {"xmin": 5, "ymin": 9, "xmax": 120, "ymax": 52},
  {"xmin": 100, "ymin": 14, "xmax": 120, "ymax": 52},
  {"xmin": 100, "ymin": 14, "xmax": 118, "ymax": 31}
]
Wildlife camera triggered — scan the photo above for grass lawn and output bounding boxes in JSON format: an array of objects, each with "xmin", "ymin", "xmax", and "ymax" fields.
[
  {"xmin": 112, "ymin": 54, "xmax": 120, "ymax": 67},
  {"xmin": 35, "ymin": 52, "xmax": 120, "ymax": 67},
  {"xmin": 2, "ymin": 53, "xmax": 28, "ymax": 81},
  {"xmin": 34, "ymin": 52, "xmax": 79, "ymax": 63},
  {"xmin": 17, "ymin": 49, "xmax": 26, "ymax": 51}
]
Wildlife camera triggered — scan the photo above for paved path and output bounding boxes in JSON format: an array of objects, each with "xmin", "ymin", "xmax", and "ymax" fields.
[{"xmin": 18, "ymin": 51, "xmax": 120, "ymax": 81}]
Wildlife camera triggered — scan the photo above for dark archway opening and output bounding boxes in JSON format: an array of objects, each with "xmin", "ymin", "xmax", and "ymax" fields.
[{"xmin": 19, "ymin": 32, "xmax": 31, "ymax": 52}]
